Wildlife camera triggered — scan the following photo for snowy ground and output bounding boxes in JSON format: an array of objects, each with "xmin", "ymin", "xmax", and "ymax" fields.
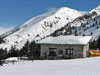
[{"xmin": 0, "ymin": 57, "xmax": 100, "ymax": 75}]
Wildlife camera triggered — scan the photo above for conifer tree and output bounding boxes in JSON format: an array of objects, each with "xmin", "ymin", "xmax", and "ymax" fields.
[
  {"xmin": 28, "ymin": 41, "xmax": 40, "ymax": 59},
  {"xmin": 20, "ymin": 40, "xmax": 30, "ymax": 56},
  {"xmin": 95, "ymin": 20, "xmax": 97, "ymax": 25},
  {"xmin": 8, "ymin": 46, "xmax": 19, "ymax": 57},
  {"xmin": 0, "ymin": 37, "xmax": 5, "ymax": 44},
  {"xmin": 97, "ymin": 35, "xmax": 100, "ymax": 49},
  {"xmin": 97, "ymin": 25, "xmax": 99, "ymax": 29},
  {"xmin": 90, "ymin": 32, "xmax": 93, "ymax": 35}
]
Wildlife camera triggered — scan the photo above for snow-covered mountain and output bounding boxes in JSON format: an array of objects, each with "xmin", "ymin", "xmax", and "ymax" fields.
[
  {"xmin": 0, "ymin": 27, "xmax": 14, "ymax": 35},
  {"xmin": 53, "ymin": 6, "xmax": 100, "ymax": 40},
  {"xmin": 72, "ymin": 6, "xmax": 100, "ymax": 40},
  {"xmin": 0, "ymin": 7, "xmax": 84, "ymax": 50},
  {"xmin": 90, "ymin": 6, "xmax": 100, "ymax": 15}
]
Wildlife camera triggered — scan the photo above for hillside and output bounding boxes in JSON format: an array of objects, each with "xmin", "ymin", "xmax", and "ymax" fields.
[
  {"xmin": 0, "ymin": 57, "xmax": 100, "ymax": 75},
  {"xmin": 0, "ymin": 27, "xmax": 14, "ymax": 35},
  {"xmin": 53, "ymin": 6, "xmax": 100, "ymax": 40},
  {"xmin": 73, "ymin": 6, "xmax": 100, "ymax": 40},
  {"xmin": 0, "ymin": 7, "xmax": 84, "ymax": 50}
]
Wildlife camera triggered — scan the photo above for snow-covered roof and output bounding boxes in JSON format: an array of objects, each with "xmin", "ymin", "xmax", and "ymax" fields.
[{"xmin": 36, "ymin": 35, "xmax": 92, "ymax": 45}]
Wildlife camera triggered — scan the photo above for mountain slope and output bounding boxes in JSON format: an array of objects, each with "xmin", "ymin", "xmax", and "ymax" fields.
[
  {"xmin": 53, "ymin": 6, "xmax": 100, "ymax": 40},
  {"xmin": 0, "ymin": 27, "xmax": 14, "ymax": 35},
  {"xmin": 90, "ymin": 6, "xmax": 100, "ymax": 15},
  {"xmin": 73, "ymin": 6, "xmax": 100, "ymax": 40},
  {"xmin": 0, "ymin": 7, "xmax": 84, "ymax": 50}
]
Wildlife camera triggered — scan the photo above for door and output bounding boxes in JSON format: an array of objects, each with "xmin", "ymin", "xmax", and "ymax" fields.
[{"xmin": 48, "ymin": 48, "xmax": 57, "ymax": 59}]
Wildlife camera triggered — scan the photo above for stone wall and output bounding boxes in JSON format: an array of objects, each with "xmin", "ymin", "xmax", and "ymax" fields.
[{"xmin": 40, "ymin": 44, "xmax": 89, "ymax": 59}]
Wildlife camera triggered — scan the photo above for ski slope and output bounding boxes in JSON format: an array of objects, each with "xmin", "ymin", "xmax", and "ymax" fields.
[{"xmin": 0, "ymin": 57, "xmax": 100, "ymax": 75}]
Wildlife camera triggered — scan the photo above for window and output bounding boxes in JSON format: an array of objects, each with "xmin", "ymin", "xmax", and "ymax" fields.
[
  {"xmin": 59, "ymin": 50, "xmax": 63, "ymax": 55},
  {"xmin": 66, "ymin": 49, "xmax": 73, "ymax": 55},
  {"xmin": 48, "ymin": 48, "xmax": 57, "ymax": 56}
]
